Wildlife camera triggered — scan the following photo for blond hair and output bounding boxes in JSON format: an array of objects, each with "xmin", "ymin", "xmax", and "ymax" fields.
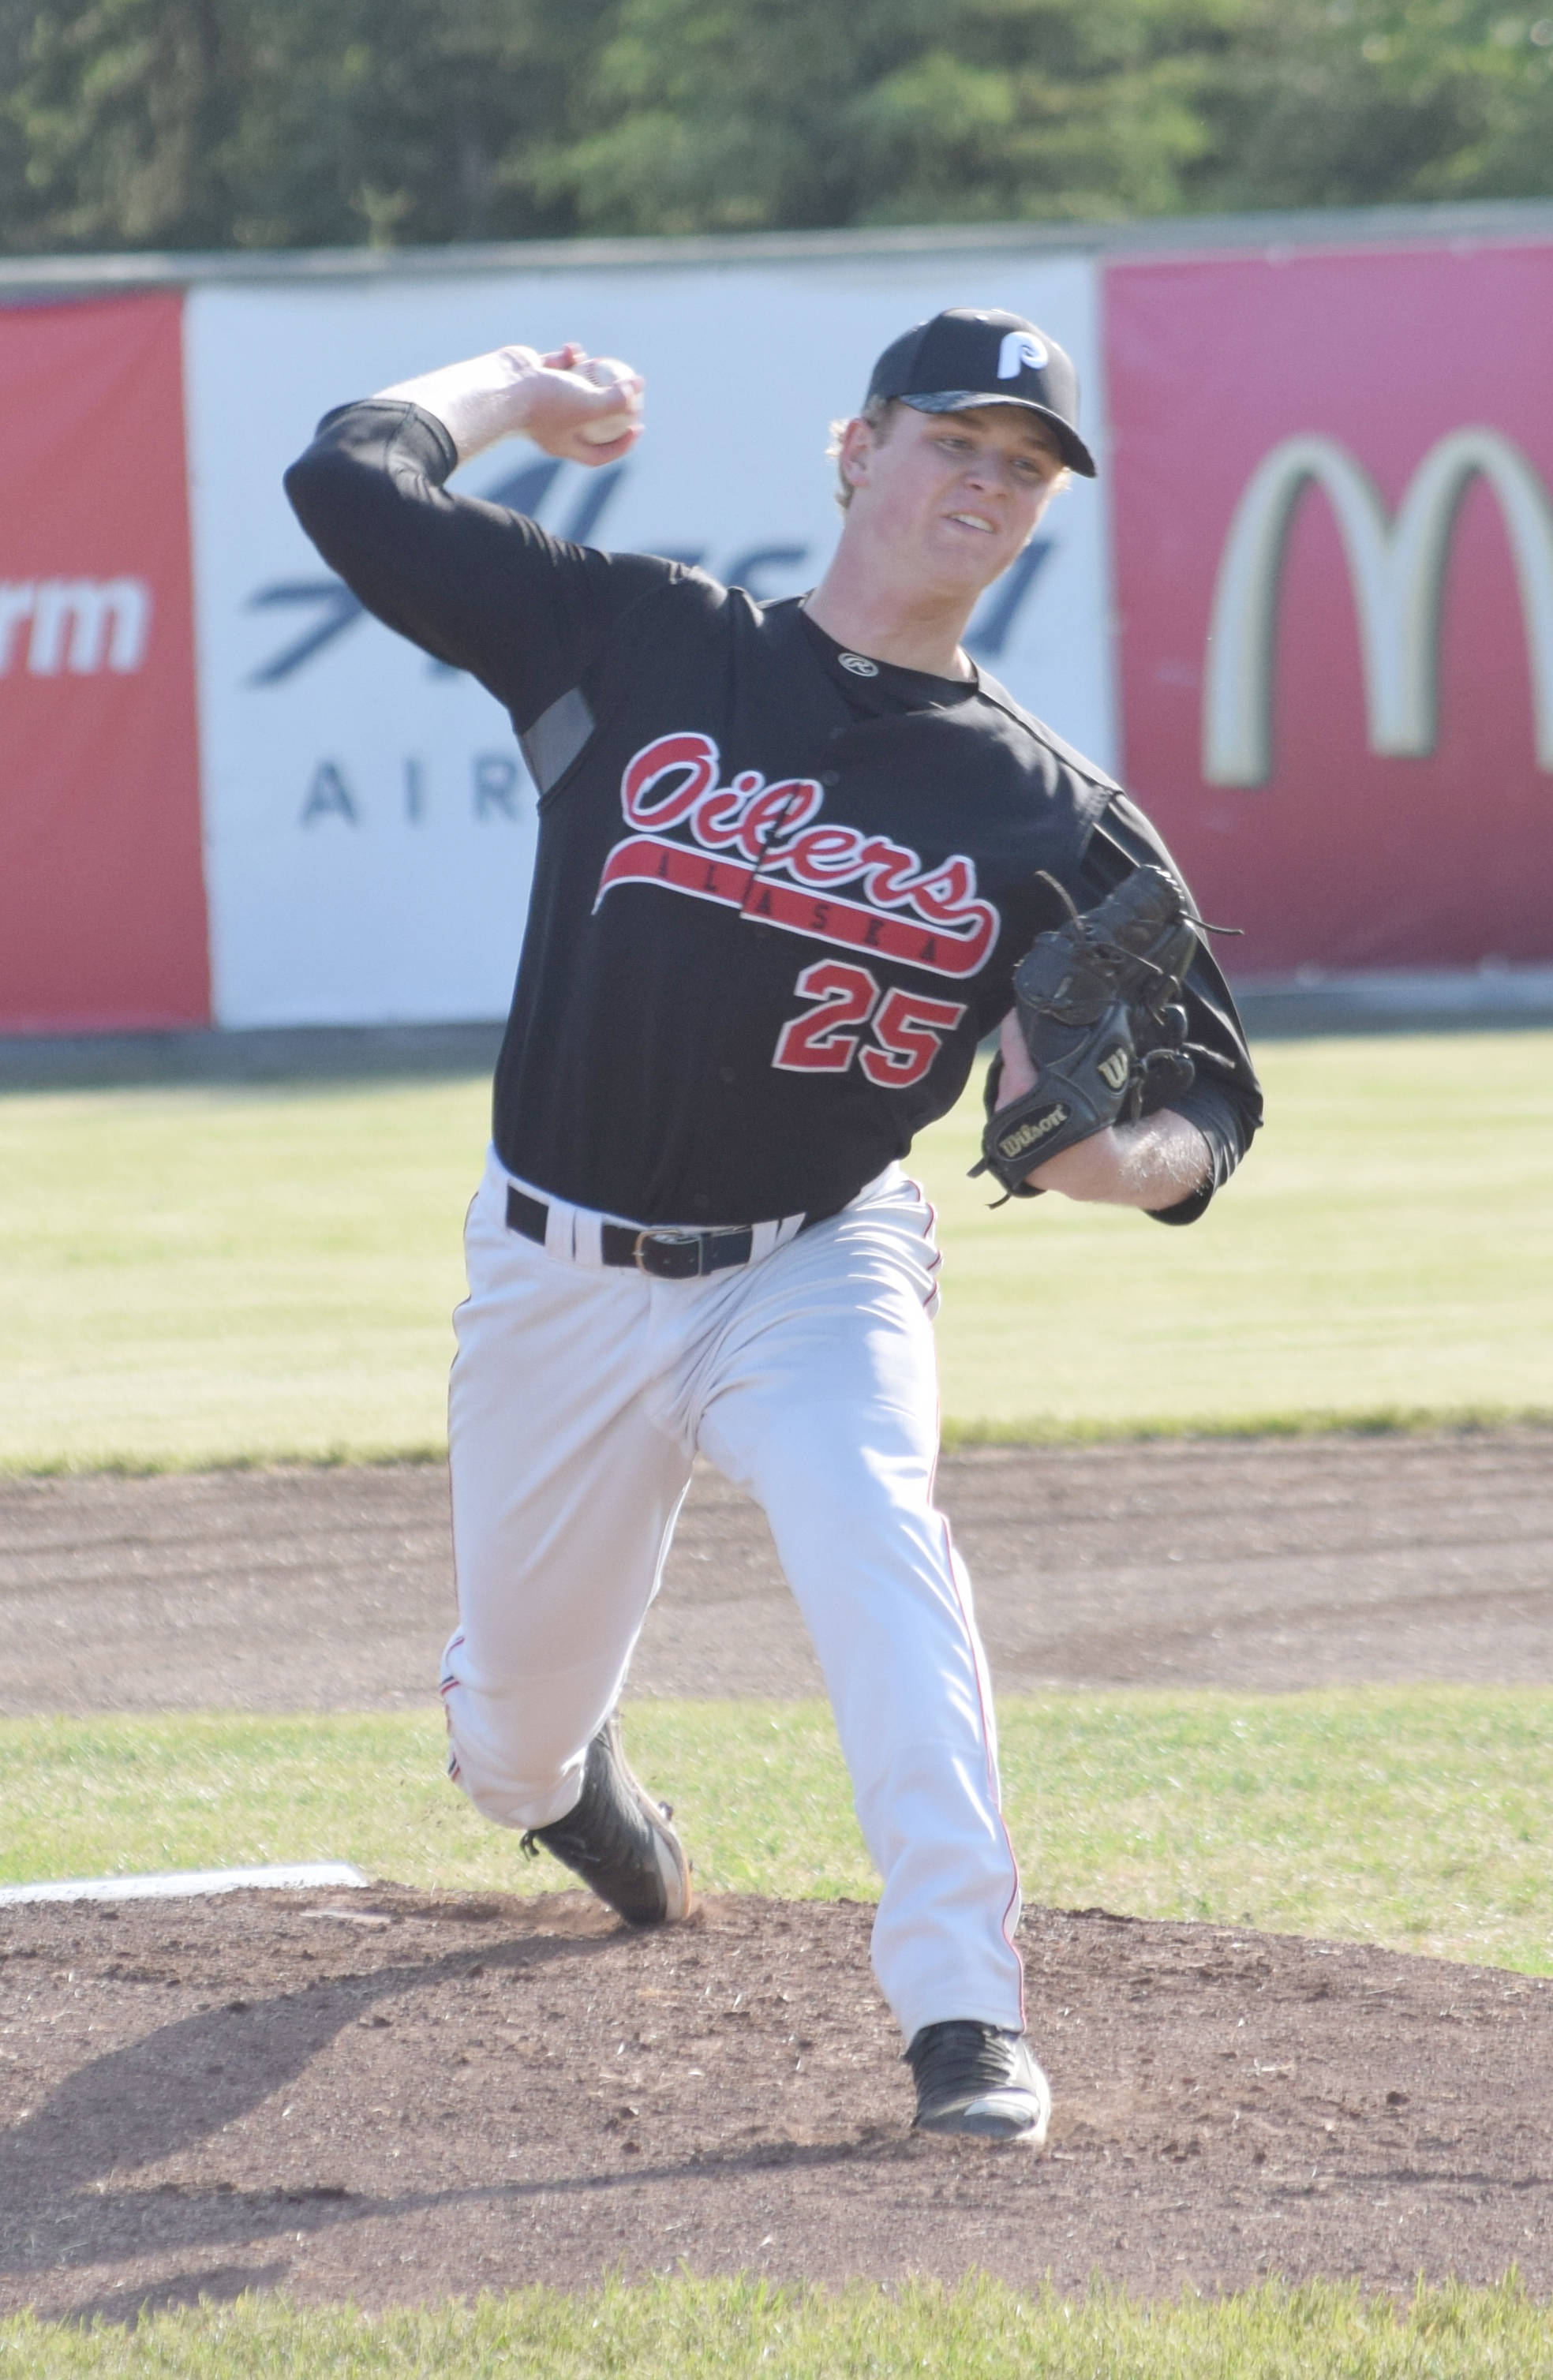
[{"xmin": 826, "ymin": 395, "xmax": 902, "ymax": 511}]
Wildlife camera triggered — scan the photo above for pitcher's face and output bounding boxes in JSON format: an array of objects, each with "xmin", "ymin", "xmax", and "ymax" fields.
[{"xmin": 840, "ymin": 403, "xmax": 1067, "ymax": 608}]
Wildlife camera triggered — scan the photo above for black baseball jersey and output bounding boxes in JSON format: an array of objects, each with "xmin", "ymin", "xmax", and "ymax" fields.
[{"xmin": 286, "ymin": 401, "xmax": 1262, "ymax": 1228}]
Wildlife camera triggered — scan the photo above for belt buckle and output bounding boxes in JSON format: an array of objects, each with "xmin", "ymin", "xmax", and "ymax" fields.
[{"xmin": 633, "ymin": 1228, "xmax": 703, "ymax": 1280}]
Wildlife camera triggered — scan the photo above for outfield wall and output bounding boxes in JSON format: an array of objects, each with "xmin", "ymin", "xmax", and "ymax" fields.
[{"xmin": 4, "ymin": 208, "xmax": 1552, "ymax": 1033}]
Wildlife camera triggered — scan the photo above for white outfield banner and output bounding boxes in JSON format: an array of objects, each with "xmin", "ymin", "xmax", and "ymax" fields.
[{"xmin": 183, "ymin": 254, "xmax": 1112, "ymax": 1028}]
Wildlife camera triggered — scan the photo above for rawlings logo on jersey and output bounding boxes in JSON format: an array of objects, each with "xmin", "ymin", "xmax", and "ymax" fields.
[{"xmin": 594, "ymin": 731, "xmax": 1001, "ymax": 980}]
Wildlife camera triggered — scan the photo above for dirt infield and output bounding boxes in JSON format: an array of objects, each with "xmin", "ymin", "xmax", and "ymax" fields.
[
  {"xmin": 2, "ymin": 1428, "xmax": 1551, "ymax": 2315},
  {"xmin": 2, "ymin": 1887, "xmax": 1549, "ymax": 2321},
  {"xmin": 4, "ymin": 1428, "xmax": 1551, "ymax": 1714}
]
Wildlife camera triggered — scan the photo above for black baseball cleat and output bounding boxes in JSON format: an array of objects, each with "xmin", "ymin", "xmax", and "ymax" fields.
[
  {"xmin": 907, "ymin": 2019, "xmax": 1052, "ymax": 2145},
  {"xmin": 520, "ymin": 1710, "xmax": 693, "ymax": 1928}
]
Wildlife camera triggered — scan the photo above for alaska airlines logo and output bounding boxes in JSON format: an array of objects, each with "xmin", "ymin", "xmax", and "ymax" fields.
[
  {"xmin": 1203, "ymin": 428, "xmax": 1553, "ymax": 783},
  {"xmin": 595, "ymin": 731, "xmax": 1001, "ymax": 980},
  {"xmin": 251, "ymin": 455, "xmax": 1052, "ymax": 684}
]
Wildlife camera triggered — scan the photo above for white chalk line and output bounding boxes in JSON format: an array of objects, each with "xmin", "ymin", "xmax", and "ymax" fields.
[{"xmin": 0, "ymin": 1862, "xmax": 369, "ymax": 1906}]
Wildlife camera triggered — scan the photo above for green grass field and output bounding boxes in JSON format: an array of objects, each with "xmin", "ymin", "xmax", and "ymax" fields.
[
  {"xmin": 4, "ymin": 1031, "xmax": 1550, "ymax": 2359},
  {"xmin": 5, "ymin": 1691, "xmax": 1550, "ymax": 1974},
  {"xmin": 7, "ymin": 1693, "xmax": 1550, "ymax": 2362},
  {"xmin": 2, "ymin": 2274, "xmax": 1545, "ymax": 2378},
  {"xmin": 1, "ymin": 1031, "xmax": 1549, "ymax": 1472}
]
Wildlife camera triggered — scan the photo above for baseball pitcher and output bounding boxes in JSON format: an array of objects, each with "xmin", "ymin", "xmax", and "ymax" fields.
[{"xmin": 286, "ymin": 309, "xmax": 1263, "ymax": 2143}]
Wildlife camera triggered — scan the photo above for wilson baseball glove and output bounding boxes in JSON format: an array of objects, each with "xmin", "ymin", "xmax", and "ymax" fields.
[{"xmin": 972, "ymin": 866, "xmax": 1204, "ymax": 1199}]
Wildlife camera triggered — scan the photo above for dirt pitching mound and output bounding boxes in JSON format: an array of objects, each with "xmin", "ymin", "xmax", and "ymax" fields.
[{"xmin": 2, "ymin": 1888, "xmax": 1550, "ymax": 2322}]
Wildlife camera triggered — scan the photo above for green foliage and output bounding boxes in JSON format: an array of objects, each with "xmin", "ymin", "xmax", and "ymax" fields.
[
  {"xmin": 2, "ymin": 0, "xmax": 1551, "ymax": 254},
  {"xmin": 1192, "ymin": 0, "xmax": 1553, "ymax": 211},
  {"xmin": 5, "ymin": 1690, "xmax": 1552, "ymax": 1975},
  {"xmin": 527, "ymin": 0, "xmax": 1238, "ymax": 236},
  {"xmin": 0, "ymin": 0, "xmax": 613, "ymax": 253},
  {"xmin": 1, "ymin": 2273, "xmax": 1549, "ymax": 2377}
]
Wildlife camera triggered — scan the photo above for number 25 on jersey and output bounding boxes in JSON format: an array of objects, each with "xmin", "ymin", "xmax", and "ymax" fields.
[{"xmin": 773, "ymin": 961, "xmax": 965, "ymax": 1089}]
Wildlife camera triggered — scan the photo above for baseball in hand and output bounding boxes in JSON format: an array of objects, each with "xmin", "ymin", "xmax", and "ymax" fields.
[{"xmin": 578, "ymin": 355, "xmax": 642, "ymax": 446}]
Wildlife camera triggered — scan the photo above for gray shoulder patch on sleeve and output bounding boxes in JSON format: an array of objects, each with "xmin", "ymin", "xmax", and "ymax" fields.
[{"xmin": 519, "ymin": 685, "xmax": 596, "ymax": 795}]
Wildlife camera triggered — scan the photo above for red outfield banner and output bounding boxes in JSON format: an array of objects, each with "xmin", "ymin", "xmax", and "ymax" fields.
[
  {"xmin": 0, "ymin": 293, "xmax": 208, "ymax": 1031},
  {"xmin": 1106, "ymin": 241, "xmax": 1553, "ymax": 974}
]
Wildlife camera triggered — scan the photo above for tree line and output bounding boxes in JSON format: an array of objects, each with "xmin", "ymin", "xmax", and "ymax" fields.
[{"xmin": 2, "ymin": 0, "xmax": 1551, "ymax": 256}]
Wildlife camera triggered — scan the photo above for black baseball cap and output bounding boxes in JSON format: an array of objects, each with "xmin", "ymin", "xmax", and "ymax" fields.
[{"xmin": 865, "ymin": 307, "xmax": 1097, "ymax": 478}]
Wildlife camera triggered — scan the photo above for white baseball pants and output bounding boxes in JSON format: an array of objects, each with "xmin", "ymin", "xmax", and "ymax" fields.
[{"xmin": 440, "ymin": 1147, "xmax": 1025, "ymax": 2045}]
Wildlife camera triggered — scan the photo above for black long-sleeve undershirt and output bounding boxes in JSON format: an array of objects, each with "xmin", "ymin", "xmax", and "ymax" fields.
[{"xmin": 287, "ymin": 399, "xmax": 1261, "ymax": 1226}]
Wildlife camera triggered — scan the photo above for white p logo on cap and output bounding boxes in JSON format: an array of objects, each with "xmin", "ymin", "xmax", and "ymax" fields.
[{"xmin": 997, "ymin": 330, "xmax": 1049, "ymax": 380}]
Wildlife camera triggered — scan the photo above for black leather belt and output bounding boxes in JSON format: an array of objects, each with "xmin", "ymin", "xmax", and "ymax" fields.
[{"xmin": 507, "ymin": 1185, "xmax": 762, "ymax": 1279}]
